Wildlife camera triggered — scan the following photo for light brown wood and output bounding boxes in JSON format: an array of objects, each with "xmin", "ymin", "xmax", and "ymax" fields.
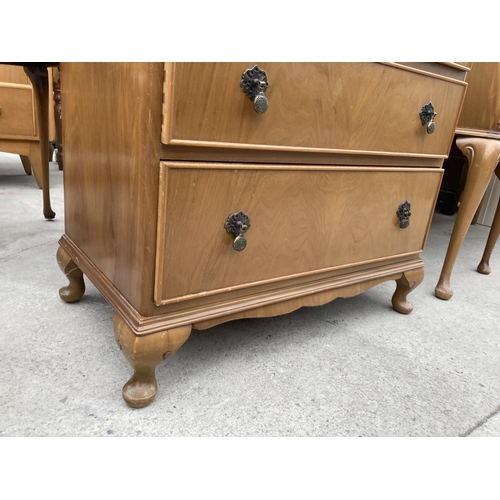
[
  {"xmin": 399, "ymin": 62, "xmax": 470, "ymax": 73},
  {"xmin": 59, "ymin": 232, "xmax": 424, "ymax": 334},
  {"xmin": 155, "ymin": 163, "xmax": 442, "ymax": 305},
  {"xmin": 0, "ymin": 65, "xmax": 30, "ymax": 85},
  {"xmin": 436, "ymin": 63, "xmax": 500, "ymax": 296},
  {"xmin": 56, "ymin": 245, "xmax": 85, "ymax": 302},
  {"xmin": 193, "ymin": 267, "xmax": 420, "ymax": 330},
  {"xmin": 159, "ymin": 143, "xmax": 445, "ymax": 168},
  {"xmin": 457, "ymin": 63, "xmax": 500, "ymax": 133},
  {"xmin": 61, "ymin": 63, "xmax": 163, "ymax": 315},
  {"xmin": 0, "ymin": 64, "xmax": 55, "ymax": 218},
  {"xmin": 162, "ymin": 63, "xmax": 466, "ymax": 159},
  {"xmin": 27, "ymin": 140, "xmax": 44, "ymax": 189},
  {"xmin": 392, "ymin": 268, "xmax": 425, "ymax": 314},
  {"xmin": 20, "ymin": 155, "xmax": 31, "ymax": 175},
  {"xmin": 385, "ymin": 62, "xmax": 470, "ymax": 83},
  {"xmin": 477, "ymin": 165, "xmax": 500, "ymax": 274},
  {"xmin": 23, "ymin": 66, "xmax": 55, "ymax": 219},
  {"xmin": 114, "ymin": 315, "xmax": 191, "ymax": 408},
  {"xmin": 435, "ymin": 137, "xmax": 500, "ymax": 299},
  {"xmin": 58, "ymin": 63, "xmax": 465, "ymax": 406},
  {"xmin": 0, "ymin": 84, "xmax": 36, "ymax": 137}
]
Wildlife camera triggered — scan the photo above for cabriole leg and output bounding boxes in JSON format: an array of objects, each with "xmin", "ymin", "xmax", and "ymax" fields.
[
  {"xmin": 392, "ymin": 268, "xmax": 424, "ymax": 314},
  {"xmin": 56, "ymin": 245, "xmax": 85, "ymax": 302},
  {"xmin": 477, "ymin": 196, "xmax": 500, "ymax": 275},
  {"xmin": 477, "ymin": 165, "xmax": 500, "ymax": 275},
  {"xmin": 24, "ymin": 65, "xmax": 55, "ymax": 220},
  {"xmin": 114, "ymin": 315, "xmax": 192, "ymax": 408},
  {"xmin": 435, "ymin": 137, "xmax": 500, "ymax": 299}
]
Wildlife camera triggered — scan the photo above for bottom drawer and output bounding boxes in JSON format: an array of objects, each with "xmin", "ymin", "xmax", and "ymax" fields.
[{"xmin": 154, "ymin": 162, "xmax": 442, "ymax": 306}]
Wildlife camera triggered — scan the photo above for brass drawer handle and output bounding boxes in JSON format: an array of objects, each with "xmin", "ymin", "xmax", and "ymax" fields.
[
  {"xmin": 397, "ymin": 201, "xmax": 411, "ymax": 228},
  {"xmin": 420, "ymin": 102, "xmax": 436, "ymax": 134},
  {"xmin": 240, "ymin": 65, "xmax": 269, "ymax": 114},
  {"xmin": 225, "ymin": 210, "xmax": 251, "ymax": 251}
]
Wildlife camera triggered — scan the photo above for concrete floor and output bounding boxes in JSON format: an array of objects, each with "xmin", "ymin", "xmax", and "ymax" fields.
[{"xmin": 1, "ymin": 151, "xmax": 500, "ymax": 437}]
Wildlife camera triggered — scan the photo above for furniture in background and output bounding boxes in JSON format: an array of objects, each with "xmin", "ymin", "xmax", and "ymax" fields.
[
  {"xmin": 435, "ymin": 140, "xmax": 469, "ymax": 216},
  {"xmin": 51, "ymin": 65, "xmax": 63, "ymax": 170},
  {"xmin": 435, "ymin": 62, "xmax": 500, "ymax": 299},
  {"xmin": 476, "ymin": 164, "xmax": 500, "ymax": 274},
  {"xmin": 56, "ymin": 63, "xmax": 468, "ymax": 407},
  {"xmin": 0, "ymin": 63, "xmax": 59, "ymax": 219}
]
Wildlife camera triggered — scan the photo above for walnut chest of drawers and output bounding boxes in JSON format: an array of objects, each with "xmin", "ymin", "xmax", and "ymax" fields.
[{"xmin": 57, "ymin": 62, "xmax": 469, "ymax": 407}]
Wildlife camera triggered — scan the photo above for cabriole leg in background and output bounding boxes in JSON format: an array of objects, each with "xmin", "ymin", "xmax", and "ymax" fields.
[
  {"xmin": 477, "ymin": 164, "xmax": 500, "ymax": 275},
  {"xmin": 56, "ymin": 245, "xmax": 85, "ymax": 302},
  {"xmin": 392, "ymin": 268, "xmax": 424, "ymax": 314},
  {"xmin": 114, "ymin": 316, "xmax": 192, "ymax": 408},
  {"xmin": 435, "ymin": 137, "xmax": 500, "ymax": 299},
  {"xmin": 23, "ymin": 65, "xmax": 55, "ymax": 219}
]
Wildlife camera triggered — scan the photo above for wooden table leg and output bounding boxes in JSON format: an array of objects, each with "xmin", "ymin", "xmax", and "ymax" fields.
[
  {"xmin": 23, "ymin": 65, "xmax": 55, "ymax": 220},
  {"xmin": 477, "ymin": 164, "xmax": 500, "ymax": 275},
  {"xmin": 435, "ymin": 137, "xmax": 500, "ymax": 299}
]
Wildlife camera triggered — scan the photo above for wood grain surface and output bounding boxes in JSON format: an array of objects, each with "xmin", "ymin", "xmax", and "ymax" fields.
[
  {"xmin": 163, "ymin": 62, "xmax": 466, "ymax": 158},
  {"xmin": 60, "ymin": 62, "xmax": 165, "ymax": 314},
  {"xmin": 59, "ymin": 62, "xmax": 458, "ymax": 324},
  {"xmin": 457, "ymin": 62, "xmax": 500, "ymax": 132},
  {"xmin": 155, "ymin": 162, "xmax": 442, "ymax": 304}
]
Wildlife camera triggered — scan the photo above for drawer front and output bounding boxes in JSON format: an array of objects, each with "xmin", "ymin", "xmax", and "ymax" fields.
[
  {"xmin": 154, "ymin": 162, "xmax": 442, "ymax": 306},
  {"xmin": 0, "ymin": 84, "xmax": 36, "ymax": 137},
  {"xmin": 162, "ymin": 62, "xmax": 465, "ymax": 157}
]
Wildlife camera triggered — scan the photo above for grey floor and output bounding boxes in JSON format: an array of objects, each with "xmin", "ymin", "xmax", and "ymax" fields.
[{"xmin": 1, "ymin": 151, "xmax": 500, "ymax": 437}]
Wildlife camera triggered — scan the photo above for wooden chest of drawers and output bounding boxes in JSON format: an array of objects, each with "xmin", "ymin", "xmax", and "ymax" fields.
[{"xmin": 57, "ymin": 63, "xmax": 469, "ymax": 407}]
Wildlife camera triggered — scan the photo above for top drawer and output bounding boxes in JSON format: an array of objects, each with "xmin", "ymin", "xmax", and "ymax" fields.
[{"xmin": 162, "ymin": 62, "xmax": 467, "ymax": 158}]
